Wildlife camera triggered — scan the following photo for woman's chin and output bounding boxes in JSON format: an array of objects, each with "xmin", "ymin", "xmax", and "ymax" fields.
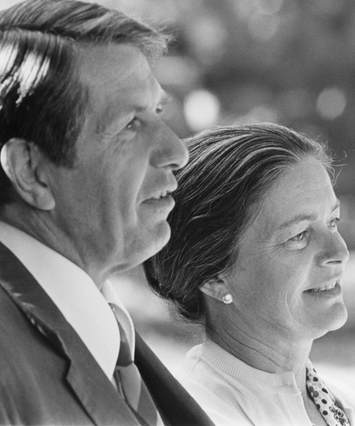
[
  {"xmin": 327, "ymin": 304, "xmax": 348, "ymax": 331},
  {"xmin": 310, "ymin": 303, "xmax": 348, "ymax": 338}
]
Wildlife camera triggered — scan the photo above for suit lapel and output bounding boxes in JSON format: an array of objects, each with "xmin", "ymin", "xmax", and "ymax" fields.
[
  {"xmin": 135, "ymin": 332, "xmax": 214, "ymax": 426},
  {"xmin": 0, "ymin": 242, "xmax": 139, "ymax": 426}
]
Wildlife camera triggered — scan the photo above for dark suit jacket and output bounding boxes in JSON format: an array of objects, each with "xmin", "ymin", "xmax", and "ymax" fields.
[{"xmin": 0, "ymin": 242, "xmax": 213, "ymax": 426}]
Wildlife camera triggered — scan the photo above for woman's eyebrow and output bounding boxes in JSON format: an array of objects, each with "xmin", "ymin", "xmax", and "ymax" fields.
[
  {"xmin": 277, "ymin": 214, "xmax": 317, "ymax": 231},
  {"xmin": 276, "ymin": 199, "xmax": 340, "ymax": 231}
]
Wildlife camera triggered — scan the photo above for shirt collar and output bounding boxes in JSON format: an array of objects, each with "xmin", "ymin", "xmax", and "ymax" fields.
[
  {"xmin": 198, "ymin": 339, "xmax": 300, "ymax": 390},
  {"xmin": 0, "ymin": 221, "xmax": 134, "ymax": 379}
]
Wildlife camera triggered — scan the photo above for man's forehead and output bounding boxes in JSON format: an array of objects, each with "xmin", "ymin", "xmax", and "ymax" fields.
[
  {"xmin": 77, "ymin": 42, "xmax": 164, "ymax": 118},
  {"xmin": 78, "ymin": 43, "xmax": 154, "ymax": 87}
]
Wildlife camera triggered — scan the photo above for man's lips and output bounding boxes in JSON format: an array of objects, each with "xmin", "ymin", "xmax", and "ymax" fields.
[
  {"xmin": 142, "ymin": 180, "xmax": 178, "ymax": 203},
  {"xmin": 146, "ymin": 190, "xmax": 173, "ymax": 201},
  {"xmin": 141, "ymin": 194, "xmax": 175, "ymax": 212}
]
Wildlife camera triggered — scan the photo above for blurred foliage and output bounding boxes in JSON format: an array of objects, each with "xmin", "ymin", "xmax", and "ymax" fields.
[{"xmin": 96, "ymin": 1, "xmax": 355, "ymax": 154}]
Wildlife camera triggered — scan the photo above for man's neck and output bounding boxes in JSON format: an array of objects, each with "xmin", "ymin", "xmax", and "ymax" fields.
[{"xmin": 0, "ymin": 203, "xmax": 101, "ymax": 285}]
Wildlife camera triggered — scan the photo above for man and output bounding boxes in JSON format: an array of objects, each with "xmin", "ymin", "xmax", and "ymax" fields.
[{"xmin": 0, "ymin": 1, "xmax": 213, "ymax": 425}]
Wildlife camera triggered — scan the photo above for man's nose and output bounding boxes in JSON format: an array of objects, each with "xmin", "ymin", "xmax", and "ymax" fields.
[
  {"xmin": 319, "ymin": 231, "xmax": 350, "ymax": 267},
  {"xmin": 150, "ymin": 122, "xmax": 189, "ymax": 170}
]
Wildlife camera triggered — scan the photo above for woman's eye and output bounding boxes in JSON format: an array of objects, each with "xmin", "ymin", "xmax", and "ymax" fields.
[
  {"xmin": 126, "ymin": 117, "xmax": 141, "ymax": 131},
  {"xmin": 289, "ymin": 231, "xmax": 307, "ymax": 242},
  {"xmin": 285, "ymin": 230, "xmax": 310, "ymax": 249},
  {"xmin": 329, "ymin": 217, "xmax": 340, "ymax": 230}
]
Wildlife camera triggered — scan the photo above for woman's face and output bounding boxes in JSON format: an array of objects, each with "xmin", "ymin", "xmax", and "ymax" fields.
[{"xmin": 225, "ymin": 157, "xmax": 349, "ymax": 341}]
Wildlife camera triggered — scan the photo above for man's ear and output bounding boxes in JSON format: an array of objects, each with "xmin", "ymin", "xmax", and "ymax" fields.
[
  {"xmin": 200, "ymin": 277, "xmax": 233, "ymax": 304},
  {"xmin": 0, "ymin": 138, "xmax": 55, "ymax": 210}
]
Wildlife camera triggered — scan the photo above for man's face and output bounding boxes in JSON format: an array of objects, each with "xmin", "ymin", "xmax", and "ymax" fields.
[
  {"xmin": 46, "ymin": 44, "xmax": 188, "ymax": 283},
  {"xmin": 224, "ymin": 158, "xmax": 349, "ymax": 343}
]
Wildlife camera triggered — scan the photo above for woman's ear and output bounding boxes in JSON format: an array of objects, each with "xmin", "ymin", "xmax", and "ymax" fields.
[
  {"xmin": 200, "ymin": 277, "xmax": 233, "ymax": 304},
  {"xmin": 0, "ymin": 139, "xmax": 55, "ymax": 210}
]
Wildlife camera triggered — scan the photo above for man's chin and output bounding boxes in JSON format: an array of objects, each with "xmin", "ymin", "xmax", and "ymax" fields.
[
  {"xmin": 124, "ymin": 220, "xmax": 171, "ymax": 270},
  {"xmin": 145, "ymin": 220, "xmax": 171, "ymax": 259}
]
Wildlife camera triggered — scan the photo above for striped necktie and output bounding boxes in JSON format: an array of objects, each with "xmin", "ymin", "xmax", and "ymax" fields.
[
  {"xmin": 110, "ymin": 303, "xmax": 163, "ymax": 426},
  {"xmin": 306, "ymin": 365, "xmax": 350, "ymax": 426}
]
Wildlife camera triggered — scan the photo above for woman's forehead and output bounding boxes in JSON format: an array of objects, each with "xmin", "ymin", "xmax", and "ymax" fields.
[{"xmin": 247, "ymin": 158, "xmax": 336, "ymax": 238}]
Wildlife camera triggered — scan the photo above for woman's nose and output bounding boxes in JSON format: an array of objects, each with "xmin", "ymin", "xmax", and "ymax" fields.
[{"xmin": 319, "ymin": 231, "xmax": 350, "ymax": 267}]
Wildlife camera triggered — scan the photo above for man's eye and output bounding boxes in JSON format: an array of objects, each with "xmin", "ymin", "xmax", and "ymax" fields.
[
  {"xmin": 126, "ymin": 117, "xmax": 141, "ymax": 131},
  {"xmin": 156, "ymin": 104, "xmax": 163, "ymax": 114},
  {"xmin": 329, "ymin": 217, "xmax": 340, "ymax": 230}
]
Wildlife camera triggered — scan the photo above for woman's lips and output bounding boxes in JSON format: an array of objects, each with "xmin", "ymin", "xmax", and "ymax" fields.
[{"xmin": 303, "ymin": 281, "xmax": 341, "ymax": 297}]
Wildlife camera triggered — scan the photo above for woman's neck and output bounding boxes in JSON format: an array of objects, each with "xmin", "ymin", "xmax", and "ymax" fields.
[{"xmin": 205, "ymin": 311, "xmax": 313, "ymax": 394}]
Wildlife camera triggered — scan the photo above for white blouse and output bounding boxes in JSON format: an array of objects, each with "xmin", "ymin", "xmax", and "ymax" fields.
[{"xmin": 181, "ymin": 339, "xmax": 354, "ymax": 426}]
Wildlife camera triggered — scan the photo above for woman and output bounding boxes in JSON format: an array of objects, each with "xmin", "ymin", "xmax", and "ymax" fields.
[{"xmin": 145, "ymin": 123, "xmax": 353, "ymax": 426}]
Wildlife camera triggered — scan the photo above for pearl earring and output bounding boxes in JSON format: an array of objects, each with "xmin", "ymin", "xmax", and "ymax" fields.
[{"xmin": 222, "ymin": 294, "xmax": 233, "ymax": 304}]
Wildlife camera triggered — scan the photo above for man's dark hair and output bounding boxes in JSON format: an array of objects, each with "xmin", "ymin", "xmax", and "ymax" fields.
[{"xmin": 0, "ymin": 0, "xmax": 168, "ymax": 205}]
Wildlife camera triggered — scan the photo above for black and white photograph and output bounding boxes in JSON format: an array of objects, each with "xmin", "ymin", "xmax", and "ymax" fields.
[{"xmin": 0, "ymin": 0, "xmax": 353, "ymax": 425}]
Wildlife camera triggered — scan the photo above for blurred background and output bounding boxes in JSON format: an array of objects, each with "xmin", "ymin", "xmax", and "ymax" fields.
[{"xmin": 2, "ymin": 0, "xmax": 354, "ymax": 388}]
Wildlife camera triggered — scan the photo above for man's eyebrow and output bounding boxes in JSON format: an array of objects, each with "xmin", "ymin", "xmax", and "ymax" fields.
[
  {"xmin": 333, "ymin": 198, "xmax": 340, "ymax": 211},
  {"xmin": 159, "ymin": 92, "xmax": 171, "ymax": 106},
  {"xmin": 134, "ymin": 92, "xmax": 171, "ymax": 112},
  {"xmin": 96, "ymin": 93, "xmax": 172, "ymax": 134},
  {"xmin": 277, "ymin": 199, "xmax": 340, "ymax": 231}
]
